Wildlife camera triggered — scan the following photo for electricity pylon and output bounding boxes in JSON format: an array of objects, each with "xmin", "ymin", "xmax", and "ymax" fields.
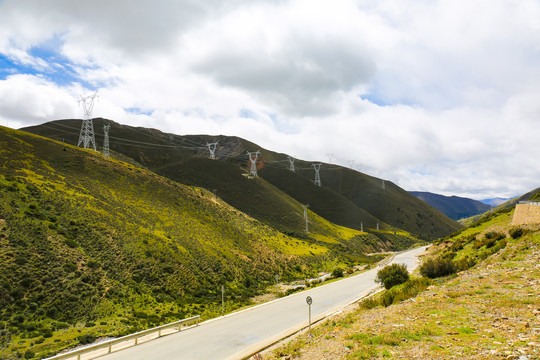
[
  {"xmin": 247, "ymin": 150, "xmax": 260, "ymax": 177},
  {"xmin": 288, "ymin": 156, "xmax": 295, "ymax": 172},
  {"xmin": 312, "ymin": 163, "xmax": 322, "ymax": 186},
  {"xmin": 382, "ymin": 180, "xmax": 386, "ymax": 189},
  {"xmin": 206, "ymin": 141, "xmax": 218, "ymax": 159},
  {"xmin": 302, "ymin": 204, "xmax": 309, "ymax": 232},
  {"xmin": 103, "ymin": 123, "xmax": 110, "ymax": 158},
  {"xmin": 77, "ymin": 91, "xmax": 99, "ymax": 151}
]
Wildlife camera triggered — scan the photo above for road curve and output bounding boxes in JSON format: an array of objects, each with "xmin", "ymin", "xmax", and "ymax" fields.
[{"xmin": 99, "ymin": 246, "xmax": 427, "ymax": 360}]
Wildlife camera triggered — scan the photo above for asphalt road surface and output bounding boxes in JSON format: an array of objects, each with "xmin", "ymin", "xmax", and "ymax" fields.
[{"xmin": 98, "ymin": 246, "xmax": 427, "ymax": 360}]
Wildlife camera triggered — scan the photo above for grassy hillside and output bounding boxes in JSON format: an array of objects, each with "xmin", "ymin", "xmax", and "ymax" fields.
[
  {"xmin": 22, "ymin": 119, "xmax": 462, "ymax": 242},
  {"xmin": 0, "ymin": 126, "xmax": 396, "ymax": 359},
  {"xmin": 265, "ymin": 191, "xmax": 540, "ymax": 359}
]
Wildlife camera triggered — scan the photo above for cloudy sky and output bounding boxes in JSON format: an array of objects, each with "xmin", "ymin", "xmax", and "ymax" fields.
[{"xmin": 1, "ymin": 0, "xmax": 539, "ymax": 200}]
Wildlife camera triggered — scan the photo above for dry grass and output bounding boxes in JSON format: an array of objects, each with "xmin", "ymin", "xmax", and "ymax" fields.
[{"xmin": 263, "ymin": 232, "xmax": 540, "ymax": 359}]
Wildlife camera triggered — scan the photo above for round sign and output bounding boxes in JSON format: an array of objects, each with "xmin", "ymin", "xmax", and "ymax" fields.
[{"xmin": 306, "ymin": 296, "xmax": 312, "ymax": 305}]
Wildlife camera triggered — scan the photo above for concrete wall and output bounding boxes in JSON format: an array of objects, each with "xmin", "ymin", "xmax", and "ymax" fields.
[{"xmin": 512, "ymin": 204, "xmax": 540, "ymax": 225}]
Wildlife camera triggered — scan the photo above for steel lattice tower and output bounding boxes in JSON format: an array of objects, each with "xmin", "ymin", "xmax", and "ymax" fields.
[
  {"xmin": 312, "ymin": 163, "xmax": 322, "ymax": 186},
  {"xmin": 302, "ymin": 204, "xmax": 309, "ymax": 232},
  {"xmin": 77, "ymin": 91, "xmax": 99, "ymax": 151},
  {"xmin": 288, "ymin": 156, "xmax": 295, "ymax": 172},
  {"xmin": 206, "ymin": 141, "xmax": 219, "ymax": 159},
  {"xmin": 247, "ymin": 150, "xmax": 260, "ymax": 177},
  {"xmin": 103, "ymin": 123, "xmax": 110, "ymax": 158}
]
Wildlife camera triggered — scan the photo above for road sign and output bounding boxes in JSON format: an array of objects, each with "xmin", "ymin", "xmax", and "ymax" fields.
[{"xmin": 306, "ymin": 296, "xmax": 313, "ymax": 336}]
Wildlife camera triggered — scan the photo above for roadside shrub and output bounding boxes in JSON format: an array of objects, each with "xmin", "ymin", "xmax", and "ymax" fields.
[
  {"xmin": 420, "ymin": 257, "xmax": 457, "ymax": 278},
  {"xmin": 77, "ymin": 333, "xmax": 95, "ymax": 345},
  {"xmin": 509, "ymin": 227, "xmax": 524, "ymax": 239},
  {"xmin": 375, "ymin": 263, "xmax": 409, "ymax": 289},
  {"xmin": 454, "ymin": 256, "xmax": 476, "ymax": 272},
  {"xmin": 363, "ymin": 277, "xmax": 431, "ymax": 308},
  {"xmin": 331, "ymin": 267, "xmax": 344, "ymax": 278}
]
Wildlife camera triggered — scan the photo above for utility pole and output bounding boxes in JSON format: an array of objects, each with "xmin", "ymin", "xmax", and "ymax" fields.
[
  {"xmin": 312, "ymin": 163, "xmax": 322, "ymax": 186},
  {"xmin": 302, "ymin": 204, "xmax": 309, "ymax": 232},
  {"xmin": 77, "ymin": 91, "xmax": 99, "ymax": 151},
  {"xmin": 288, "ymin": 156, "xmax": 295, "ymax": 172},
  {"xmin": 102, "ymin": 123, "xmax": 110, "ymax": 159},
  {"xmin": 206, "ymin": 141, "xmax": 219, "ymax": 159},
  {"xmin": 247, "ymin": 150, "xmax": 260, "ymax": 177}
]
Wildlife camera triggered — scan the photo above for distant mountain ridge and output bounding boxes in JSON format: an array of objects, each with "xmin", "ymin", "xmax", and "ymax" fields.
[
  {"xmin": 480, "ymin": 197, "xmax": 512, "ymax": 207},
  {"xmin": 410, "ymin": 191, "xmax": 492, "ymax": 221}
]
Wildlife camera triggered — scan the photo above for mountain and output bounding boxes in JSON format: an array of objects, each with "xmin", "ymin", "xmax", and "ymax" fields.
[
  {"xmin": 0, "ymin": 125, "xmax": 401, "ymax": 359},
  {"xmin": 22, "ymin": 119, "xmax": 462, "ymax": 241},
  {"xmin": 479, "ymin": 197, "xmax": 512, "ymax": 207},
  {"xmin": 410, "ymin": 191, "xmax": 492, "ymax": 221}
]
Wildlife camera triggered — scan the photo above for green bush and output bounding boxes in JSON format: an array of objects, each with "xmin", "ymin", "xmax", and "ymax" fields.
[
  {"xmin": 509, "ymin": 227, "xmax": 524, "ymax": 239},
  {"xmin": 361, "ymin": 277, "xmax": 431, "ymax": 308},
  {"xmin": 77, "ymin": 333, "xmax": 96, "ymax": 345},
  {"xmin": 375, "ymin": 263, "xmax": 409, "ymax": 289},
  {"xmin": 420, "ymin": 257, "xmax": 457, "ymax": 278},
  {"xmin": 331, "ymin": 267, "xmax": 344, "ymax": 278}
]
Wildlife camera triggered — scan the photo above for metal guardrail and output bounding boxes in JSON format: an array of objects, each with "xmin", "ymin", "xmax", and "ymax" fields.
[
  {"xmin": 44, "ymin": 315, "xmax": 200, "ymax": 360},
  {"xmin": 519, "ymin": 201, "xmax": 540, "ymax": 206}
]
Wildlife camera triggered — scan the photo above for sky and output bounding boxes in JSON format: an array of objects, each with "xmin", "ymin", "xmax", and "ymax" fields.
[{"xmin": 1, "ymin": 0, "xmax": 539, "ymax": 200}]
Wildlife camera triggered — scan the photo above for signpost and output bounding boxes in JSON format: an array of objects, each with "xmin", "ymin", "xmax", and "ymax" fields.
[{"xmin": 306, "ymin": 296, "xmax": 312, "ymax": 337}]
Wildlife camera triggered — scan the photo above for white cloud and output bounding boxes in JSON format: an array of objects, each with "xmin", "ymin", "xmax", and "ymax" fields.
[{"xmin": 0, "ymin": 0, "xmax": 539, "ymax": 199}]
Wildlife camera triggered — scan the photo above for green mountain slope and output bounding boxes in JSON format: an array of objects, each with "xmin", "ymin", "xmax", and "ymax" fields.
[
  {"xmin": 0, "ymin": 125, "xmax": 397, "ymax": 359},
  {"xmin": 23, "ymin": 119, "xmax": 462, "ymax": 241}
]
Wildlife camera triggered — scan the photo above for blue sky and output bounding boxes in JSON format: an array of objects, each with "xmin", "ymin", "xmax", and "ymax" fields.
[{"xmin": 1, "ymin": 0, "xmax": 540, "ymax": 199}]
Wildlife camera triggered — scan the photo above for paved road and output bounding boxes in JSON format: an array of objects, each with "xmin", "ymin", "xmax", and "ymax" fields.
[{"xmin": 99, "ymin": 246, "xmax": 427, "ymax": 360}]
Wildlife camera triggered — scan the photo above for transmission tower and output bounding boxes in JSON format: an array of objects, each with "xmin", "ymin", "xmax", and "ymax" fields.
[
  {"xmin": 327, "ymin": 153, "xmax": 334, "ymax": 163},
  {"xmin": 206, "ymin": 141, "xmax": 219, "ymax": 159},
  {"xmin": 77, "ymin": 91, "xmax": 99, "ymax": 151},
  {"xmin": 376, "ymin": 222, "xmax": 380, "ymax": 231},
  {"xmin": 348, "ymin": 160, "xmax": 356, "ymax": 169},
  {"xmin": 288, "ymin": 156, "xmax": 295, "ymax": 172},
  {"xmin": 382, "ymin": 180, "xmax": 386, "ymax": 189},
  {"xmin": 312, "ymin": 163, "xmax": 322, "ymax": 186},
  {"xmin": 302, "ymin": 204, "xmax": 309, "ymax": 232},
  {"xmin": 247, "ymin": 150, "xmax": 260, "ymax": 177},
  {"xmin": 102, "ymin": 123, "xmax": 110, "ymax": 159},
  {"xmin": 360, "ymin": 221, "xmax": 363, "ymax": 232}
]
